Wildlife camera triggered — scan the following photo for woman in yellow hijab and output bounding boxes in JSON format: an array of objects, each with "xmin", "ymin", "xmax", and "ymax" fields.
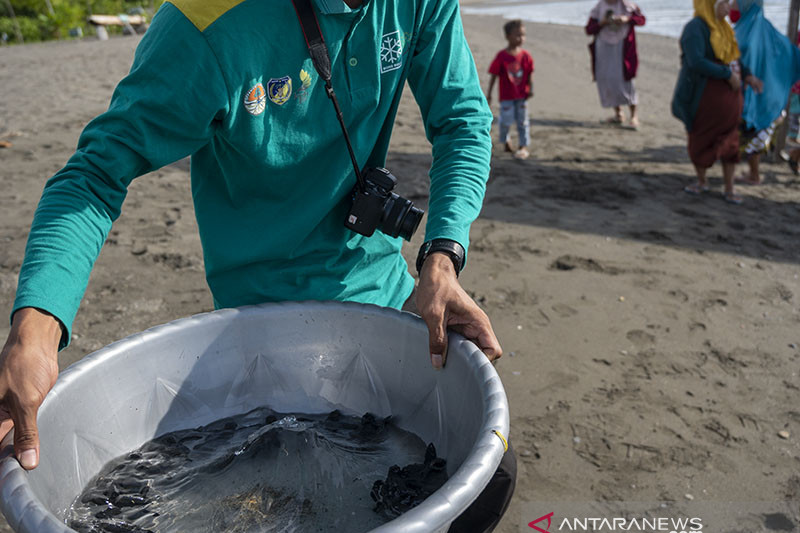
[
  {"xmin": 695, "ymin": 0, "xmax": 740, "ymax": 64},
  {"xmin": 672, "ymin": 0, "xmax": 763, "ymax": 204}
]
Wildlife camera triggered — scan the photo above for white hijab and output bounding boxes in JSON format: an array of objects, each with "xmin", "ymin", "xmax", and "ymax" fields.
[{"xmin": 590, "ymin": 0, "xmax": 638, "ymax": 45}]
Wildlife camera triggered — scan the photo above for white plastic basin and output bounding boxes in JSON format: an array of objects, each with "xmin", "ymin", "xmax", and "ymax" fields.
[{"xmin": 0, "ymin": 301, "xmax": 509, "ymax": 533}]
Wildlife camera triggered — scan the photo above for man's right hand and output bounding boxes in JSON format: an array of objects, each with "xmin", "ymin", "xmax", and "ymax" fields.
[{"xmin": 0, "ymin": 308, "xmax": 61, "ymax": 470}]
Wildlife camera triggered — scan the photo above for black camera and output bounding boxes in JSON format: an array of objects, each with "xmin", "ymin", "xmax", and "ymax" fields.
[{"xmin": 344, "ymin": 167, "xmax": 423, "ymax": 241}]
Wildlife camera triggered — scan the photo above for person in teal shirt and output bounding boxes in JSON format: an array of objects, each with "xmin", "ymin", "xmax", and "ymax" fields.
[{"xmin": 0, "ymin": 0, "xmax": 514, "ymax": 530}]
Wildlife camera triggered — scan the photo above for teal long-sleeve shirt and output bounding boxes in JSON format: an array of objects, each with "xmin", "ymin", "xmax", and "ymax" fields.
[{"xmin": 12, "ymin": 0, "xmax": 492, "ymax": 347}]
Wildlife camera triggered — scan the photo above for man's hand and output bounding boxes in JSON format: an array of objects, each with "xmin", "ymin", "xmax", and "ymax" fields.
[
  {"xmin": 0, "ymin": 308, "xmax": 61, "ymax": 470},
  {"xmin": 416, "ymin": 253, "xmax": 502, "ymax": 369}
]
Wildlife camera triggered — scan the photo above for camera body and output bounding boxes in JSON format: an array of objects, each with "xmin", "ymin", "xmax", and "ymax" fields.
[{"xmin": 344, "ymin": 167, "xmax": 423, "ymax": 241}]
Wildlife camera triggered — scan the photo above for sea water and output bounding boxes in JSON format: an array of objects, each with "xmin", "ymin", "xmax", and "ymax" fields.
[
  {"xmin": 66, "ymin": 408, "xmax": 447, "ymax": 533},
  {"xmin": 462, "ymin": 0, "xmax": 791, "ymax": 39}
]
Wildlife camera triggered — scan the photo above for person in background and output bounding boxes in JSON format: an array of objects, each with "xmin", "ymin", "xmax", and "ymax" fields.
[
  {"xmin": 585, "ymin": 0, "xmax": 645, "ymax": 129},
  {"xmin": 787, "ymin": 146, "xmax": 800, "ymax": 175},
  {"xmin": 487, "ymin": 19, "xmax": 534, "ymax": 160},
  {"xmin": 789, "ymin": 78, "xmax": 800, "ymax": 150},
  {"xmin": 785, "ymin": 34, "xmax": 800, "ymax": 175},
  {"xmin": 732, "ymin": 0, "xmax": 800, "ymax": 184},
  {"xmin": 672, "ymin": 0, "xmax": 763, "ymax": 205},
  {"xmin": 737, "ymin": 111, "xmax": 785, "ymax": 184}
]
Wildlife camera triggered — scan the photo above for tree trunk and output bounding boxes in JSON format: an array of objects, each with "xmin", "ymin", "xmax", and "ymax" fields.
[{"xmin": 2, "ymin": 0, "xmax": 23, "ymax": 43}]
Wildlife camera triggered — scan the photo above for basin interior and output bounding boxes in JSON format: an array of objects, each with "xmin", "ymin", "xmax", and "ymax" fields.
[{"xmin": 25, "ymin": 303, "xmax": 499, "ymax": 524}]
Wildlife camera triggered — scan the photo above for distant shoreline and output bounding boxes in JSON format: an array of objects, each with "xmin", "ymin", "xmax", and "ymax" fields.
[
  {"xmin": 460, "ymin": 0, "xmax": 791, "ymax": 40},
  {"xmin": 461, "ymin": 10, "xmax": 681, "ymax": 42}
]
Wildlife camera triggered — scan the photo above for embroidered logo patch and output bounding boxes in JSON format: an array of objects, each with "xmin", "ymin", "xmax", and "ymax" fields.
[
  {"xmin": 295, "ymin": 69, "xmax": 313, "ymax": 103},
  {"xmin": 300, "ymin": 69, "xmax": 312, "ymax": 90},
  {"xmin": 243, "ymin": 83, "xmax": 266, "ymax": 116},
  {"xmin": 267, "ymin": 76, "xmax": 293, "ymax": 105},
  {"xmin": 380, "ymin": 30, "xmax": 403, "ymax": 74}
]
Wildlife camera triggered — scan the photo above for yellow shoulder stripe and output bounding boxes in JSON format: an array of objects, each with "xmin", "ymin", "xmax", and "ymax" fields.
[{"xmin": 168, "ymin": 0, "xmax": 248, "ymax": 32}]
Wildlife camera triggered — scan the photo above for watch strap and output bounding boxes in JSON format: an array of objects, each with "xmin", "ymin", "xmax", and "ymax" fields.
[{"xmin": 416, "ymin": 239, "xmax": 465, "ymax": 277}]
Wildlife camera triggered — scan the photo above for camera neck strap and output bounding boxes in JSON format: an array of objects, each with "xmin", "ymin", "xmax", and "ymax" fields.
[{"xmin": 291, "ymin": 0, "xmax": 366, "ymax": 191}]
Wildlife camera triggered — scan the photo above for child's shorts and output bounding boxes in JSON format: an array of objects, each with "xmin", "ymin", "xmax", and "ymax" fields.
[{"xmin": 498, "ymin": 99, "xmax": 530, "ymax": 147}]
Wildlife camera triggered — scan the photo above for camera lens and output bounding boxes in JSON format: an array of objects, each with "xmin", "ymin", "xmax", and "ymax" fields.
[
  {"xmin": 382, "ymin": 193, "xmax": 423, "ymax": 241},
  {"xmin": 398, "ymin": 204, "xmax": 423, "ymax": 240}
]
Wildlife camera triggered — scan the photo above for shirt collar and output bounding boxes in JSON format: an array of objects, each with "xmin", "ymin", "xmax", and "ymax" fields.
[{"xmin": 313, "ymin": 0, "xmax": 363, "ymax": 15}]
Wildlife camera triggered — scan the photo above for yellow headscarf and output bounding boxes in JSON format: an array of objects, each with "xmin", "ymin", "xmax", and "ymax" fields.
[{"xmin": 694, "ymin": 0, "xmax": 740, "ymax": 63}]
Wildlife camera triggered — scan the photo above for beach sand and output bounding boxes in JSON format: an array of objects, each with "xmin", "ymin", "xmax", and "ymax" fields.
[{"xmin": 1, "ymin": 7, "xmax": 799, "ymax": 532}]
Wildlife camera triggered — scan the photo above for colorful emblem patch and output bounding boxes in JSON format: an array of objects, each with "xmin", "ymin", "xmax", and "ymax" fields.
[
  {"xmin": 243, "ymin": 83, "xmax": 266, "ymax": 116},
  {"xmin": 267, "ymin": 76, "xmax": 293, "ymax": 106}
]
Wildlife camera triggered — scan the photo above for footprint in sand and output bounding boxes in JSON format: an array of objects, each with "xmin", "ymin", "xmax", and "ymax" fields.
[
  {"xmin": 698, "ymin": 290, "xmax": 728, "ymax": 311},
  {"xmin": 759, "ymin": 237, "xmax": 783, "ymax": 251},
  {"xmin": 642, "ymin": 246, "xmax": 667, "ymax": 257},
  {"xmin": 699, "ymin": 297, "xmax": 728, "ymax": 311},
  {"xmin": 626, "ymin": 329, "xmax": 656, "ymax": 347},
  {"xmin": 552, "ymin": 304, "xmax": 578, "ymax": 318},
  {"xmin": 761, "ymin": 282, "xmax": 794, "ymax": 303},
  {"xmin": 727, "ymin": 220, "xmax": 745, "ymax": 231},
  {"xmin": 688, "ymin": 322, "xmax": 707, "ymax": 332},
  {"xmin": 548, "ymin": 255, "xmax": 621, "ymax": 275},
  {"xmin": 667, "ymin": 289, "xmax": 689, "ymax": 302}
]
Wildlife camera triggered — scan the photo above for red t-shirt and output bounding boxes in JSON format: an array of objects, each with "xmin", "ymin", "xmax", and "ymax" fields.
[{"xmin": 488, "ymin": 49, "xmax": 534, "ymax": 101}]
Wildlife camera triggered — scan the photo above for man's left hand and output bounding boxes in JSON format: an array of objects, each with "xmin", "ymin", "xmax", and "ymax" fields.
[{"xmin": 416, "ymin": 253, "xmax": 502, "ymax": 369}]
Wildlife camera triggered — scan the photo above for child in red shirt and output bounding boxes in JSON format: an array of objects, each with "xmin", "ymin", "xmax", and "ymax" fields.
[{"xmin": 487, "ymin": 19, "xmax": 535, "ymax": 160}]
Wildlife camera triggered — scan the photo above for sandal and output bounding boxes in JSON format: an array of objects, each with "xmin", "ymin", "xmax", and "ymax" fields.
[
  {"xmin": 603, "ymin": 116, "xmax": 623, "ymax": 125},
  {"xmin": 683, "ymin": 183, "xmax": 709, "ymax": 195},
  {"xmin": 723, "ymin": 192, "xmax": 743, "ymax": 205},
  {"xmin": 514, "ymin": 147, "xmax": 530, "ymax": 160}
]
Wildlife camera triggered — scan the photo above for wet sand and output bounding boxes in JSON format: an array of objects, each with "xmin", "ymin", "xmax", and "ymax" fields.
[{"xmin": 1, "ymin": 8, "xmax": 799, "ymax": 533}]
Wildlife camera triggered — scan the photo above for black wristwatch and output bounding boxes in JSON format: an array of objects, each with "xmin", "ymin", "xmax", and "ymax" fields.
[{"xmin": 416, "ymin": 239, "xmax": 465, "ymax": 277}]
